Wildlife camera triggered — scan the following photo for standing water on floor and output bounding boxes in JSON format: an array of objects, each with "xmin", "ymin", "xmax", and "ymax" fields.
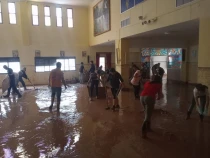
[{"xmin": 0, "ymin": 83, "xmax": 210, "ymax": 158}]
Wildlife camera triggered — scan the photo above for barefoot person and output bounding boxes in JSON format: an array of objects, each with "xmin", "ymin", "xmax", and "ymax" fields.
[
  {"xmin": 3, "ymin": 65, "xmax": 22, "ymax": 98},
  {"xmin": 106, "ymin": 68, "xmax": 124, "ymax": 110},
  {"xmin": 49, "ymin": 62, "xmax": 67, "ymax": 112},
  {"xmin": 186, "ymin": 84, "xmax": 209, "ymax": 122},
  {"xmin": 140, "ymin": 75, "xmax": 163, "ymax": 138}
]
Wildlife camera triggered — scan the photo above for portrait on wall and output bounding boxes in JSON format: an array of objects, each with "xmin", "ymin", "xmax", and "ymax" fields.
[
  {"xmin": 12, "ymin": 50, "xmax": 19, "ymax": 57},
  {"xmin": 60, "ymin": 51, "xmax": 65, "ymax": 57},
  {"xmin": 93, "ymin": 0, "xmax": 110, "ymax": 36},
  {"xmin": 82, "ymin": 51, "xmax": 87, "ymax": 57},
  {"xmin": 35, "ymin": 50, "xmax": 41, "ymax": 57}
]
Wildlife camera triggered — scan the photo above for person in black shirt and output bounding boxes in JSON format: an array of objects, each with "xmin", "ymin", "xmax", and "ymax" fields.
[
  {"xmin": 106, "ymin": 68, "xmax": 124, "ymax": 110},
  {"xmin": 152, "ymin": 63, "xmax": 160, "ymax": 76},
  {"xmin": 89, "ymin": 61, "xmax": 95, "ymax": 73},
  {"xmin": 79, "ymin": 62, "xmax": 85, "ymax": 84},
  {"xmin": 157, "ymin": 66, "xmax": 165, "ymax": 83},
  {"xmin": 18, "ymin": 67, "xmax": 28, "ymax": 90},
  {"xmin": 3, "ymin": 65, "xmax": 22, "ymax": 98}
]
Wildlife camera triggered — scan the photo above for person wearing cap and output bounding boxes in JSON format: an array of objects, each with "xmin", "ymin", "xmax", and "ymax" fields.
[
  {"xmin": 18, "ymin": 67, "xmax": 28, "ymax": 90},
  {"xmin": 3, "ymin": 65, "xmax": 22, "ymax": 98},
  {"xmin": 106, "ymin": 68, "xmax": 124, "ymax": 110}
]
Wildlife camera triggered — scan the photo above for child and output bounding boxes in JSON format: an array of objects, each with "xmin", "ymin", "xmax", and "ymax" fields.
[
  {"xmin": 186, "ymin": 84, "xmax": 209, "ymax": 122},
  {"xmin": 131, "ymin": 69, "xmax": 141, "ymax": 99},
  {"xmin": 140, "ymin": 75, "xmax": 163, "ymax": 138}
]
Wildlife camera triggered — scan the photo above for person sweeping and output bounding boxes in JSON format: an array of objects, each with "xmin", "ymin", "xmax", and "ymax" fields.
[
  {"xmin": 18, "ymin": 67, "xmax": 28, "ymax": 90},
  {"xmin": 140, "ymin": 75, "xmax": 163, "ymax": 138},
  {"xmin": 106, "ymin": 68, "xmax": 124, "ymax": 110},
  {"xmin": 3, "ymin": 65, "xmax": 22, "ymax": 98},
  {"xmin": 186, "ymin": 84, "xmax": 209, "ymax": 122}
]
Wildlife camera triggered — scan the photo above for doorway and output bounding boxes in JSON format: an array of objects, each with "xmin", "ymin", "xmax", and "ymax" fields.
[
  {"xmin": 150, "ymin": 56, "xmax": 168, "ymax": 80},
  {"xmin": 96, "ymin": 53, "xmax": 112, "ymax": 71},
  {"xmin": 99, "ymin": 57, "xmax": 106, "ymax": 71}
]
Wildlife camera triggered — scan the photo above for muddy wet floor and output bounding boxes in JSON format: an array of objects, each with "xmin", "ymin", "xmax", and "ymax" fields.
[{"xmin": 0, "ymin": 82, "xmax": 210, "ymax": 158}]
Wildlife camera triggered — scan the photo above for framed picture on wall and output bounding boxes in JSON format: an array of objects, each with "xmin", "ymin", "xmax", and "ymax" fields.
[
  {"xmin": 60, "ymin": 51, "xmax": 65, "ymax": 57},
  {"xmin": 35, "ymin": 50, "xmax": 41, "ymax": 57},
  {"xmin": 82, "ymin": 51, "xmax": 87, "ymax": 57},
  {"xmin": 12, "ymin": 50, "xmax": 19, "ymax": 57},
  {"xmin": 93, "ymin": 0, "xmax": 111, "ymax": 36}
]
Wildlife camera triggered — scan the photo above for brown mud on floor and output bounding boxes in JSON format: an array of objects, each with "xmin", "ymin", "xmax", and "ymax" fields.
[{"xmin": 0, "ymin": 82, "xmax": 210, "ymax": 158}]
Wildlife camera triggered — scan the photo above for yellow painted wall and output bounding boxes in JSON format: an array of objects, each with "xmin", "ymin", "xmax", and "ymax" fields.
[
  {"xmin": 89, "ymin": 0, "xmax": 210, "ymax": 45},
  {"xmin": 0, "ymin": 1, "xmax": 90, "ymax": 85}
]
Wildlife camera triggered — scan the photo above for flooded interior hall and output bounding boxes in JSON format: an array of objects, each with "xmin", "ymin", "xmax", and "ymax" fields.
[
  {"xmin": 0, "ymin": 83, "xmax": 210, "ymax": 158},
  {"xmin": 1, "ymin": 0, "xmax": 210, "ymax": 158}
]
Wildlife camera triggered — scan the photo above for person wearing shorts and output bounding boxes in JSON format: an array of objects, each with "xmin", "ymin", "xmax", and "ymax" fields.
[
  {"xmin": 49, "ymin": 62, "xmax": 67, "ymax": 112},
  {"xmin": 106, "ymin": 68, "xmax": 124, "ymax": 110}
]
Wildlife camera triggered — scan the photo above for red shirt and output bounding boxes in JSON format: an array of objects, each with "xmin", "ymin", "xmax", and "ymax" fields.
[{"xmin": 140, "ymin": 81, "xmax": 162, "ymax": 99}]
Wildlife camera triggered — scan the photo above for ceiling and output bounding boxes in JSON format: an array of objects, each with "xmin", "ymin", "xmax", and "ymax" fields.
[
  {"xmin": 129, "ymin": 19, "xmax": 199, "ymax": 40},
  {"xmin": 30, "ymin": 0, "xmax": 95, "ymax": 6}
]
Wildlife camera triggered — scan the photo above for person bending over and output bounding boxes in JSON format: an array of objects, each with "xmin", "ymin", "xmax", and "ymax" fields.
[
  {"xmin": 106, "ymin": 68, "xmax": 124, "ymax": 110},
  {"xmin": 131, "ymin": 68, "xmax": 141, "ymax": 100},
  {"xmin": 3, "ymin": 65, "xmax": 22, "ymax": 98},
  {"xmin": 140, "ymin": 75, "xmax": 163, "ymax": 138},
  {"xmin": 18, "ymin": 67, "xmax": 28, "ymax": 90},
  {"xmin": 49, "ymin": 62, "xmax": 67, "ymax": 112},
  {"xmin": 186, "ymin": 84, "xmax": 209, "ymax": 122}
]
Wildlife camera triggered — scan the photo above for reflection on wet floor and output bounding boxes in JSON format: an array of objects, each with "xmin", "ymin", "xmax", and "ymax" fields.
[{"xmin": 0, "ymin": 82, "xmax": 210, "ymax": 158}]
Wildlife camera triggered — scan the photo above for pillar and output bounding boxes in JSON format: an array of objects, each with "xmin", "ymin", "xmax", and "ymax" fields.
[
  {"xmin": 198, "ymin": 18, "xmax": 210, "ymax": 115},
  {"xmin": 115, "ymin": 39, "xmax": 130, "ymax": 88}
]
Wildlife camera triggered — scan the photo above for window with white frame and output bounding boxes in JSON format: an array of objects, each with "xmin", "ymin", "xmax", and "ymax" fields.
[
  {"xmin": 0, "ymin": 2, "xmax": 2, "ymax": 24},
  {"xmin": 56, "ymin": 7, "xmax": 62, "ymax": 27},
  {"xmin": 35, "ymin": 57, "xmax": 76, "ymax": 72},
  {"xmin": 176, "ymin": 0, "xmax": 195, "ymax": 7},
  {"xmin": 8, "ymin": 2, "xmax": 16, "ymax": 24},
  {"xmin": 0, "ymin": 57, "xmax": 20, "ymax": 73},
  {"xmin": 44, "ymin": 6, "xmax": 51, "ymax": 26},
  {"xmin": 32, "ymin": 5, "xmax": 38, "ymax": 25},
  {"xmin": 67, "ymin": 8, "xmax": 73, "ymax": 28}
]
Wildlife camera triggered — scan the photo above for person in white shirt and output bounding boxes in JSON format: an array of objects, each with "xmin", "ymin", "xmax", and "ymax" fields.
[{"xmin": 186, "ymin": 84, "xmax": 209, "ymax": 122}]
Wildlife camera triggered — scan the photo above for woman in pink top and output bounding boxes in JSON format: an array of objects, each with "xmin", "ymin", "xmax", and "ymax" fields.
[{"xmin": 140, "ymin": 75, "xmax": 163, "ymax": 138}]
